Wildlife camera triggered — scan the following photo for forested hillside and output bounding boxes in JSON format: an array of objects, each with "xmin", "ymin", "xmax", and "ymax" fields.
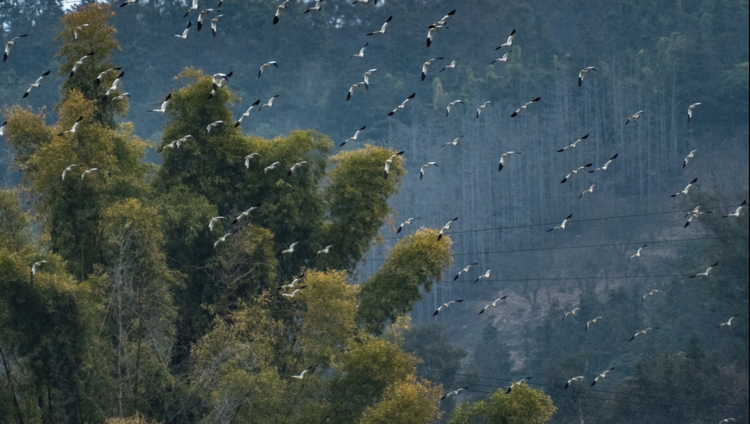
[{"xmin": 1, "ymin": 1, "xmax": 748, "ymax": 423}]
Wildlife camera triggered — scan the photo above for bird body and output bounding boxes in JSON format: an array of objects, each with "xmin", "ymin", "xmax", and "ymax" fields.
[
  {"xmin": 388, "ymin": 93, "xmax": 416, "ymax": 115},
  {"xmin": 625, "ymin": 110, "xmax": 644, "ymax": 125},
  {"xmin": 687, "ymin": 103, "xmax": 701, "ymax": 122},
  {"xmin": 175, "ymin": 21, "xmax": 192, "ymax": 39},
  {"xmin": 440, "ymin": 386, "xmax": 468, "ymax": 401},
  {"xmin": 259, "ymin": 61, "xmax": 278, "ymax": 78},
  {"xmin": 149, "ymin": 93, "xmax": 171, "ymax": 113},
  {"xmin": 441, "ymin": 135, "xmax": 464, "ymax": 148},
  {"xmin": 562, "ymin": 308, "xmax": 582, "ymax": 321},
  {"xmin": 717, "ymin": 314, "xmax": 739, "ymax": 328},
  {"xmin": 433, "ymin": 299, "xmax": 463, "ymax": 316},
  {"xmin": 206, "ymin": 120, "xmax": 223, "ymax": 133},
  {"xmin": 490, "ymin": 52, "xmax": 510, "ymax": 64},
  {"xmin": 453, "ymin": 262, "xmax": 478, "ymax": 281},
  {"xmin": 478, "ymin": 296, "xmax": 507, "ymax": 314},
  {"xmin": 273, "ymin": 0, "xmax": 291, "ymax": 25},
  {"xmin": 23, "ymin": 70, "xmax": 51, "ymax": 99},
  {"xmin": 683, "ymin": 149, "xmax": 697, "ymax": 168},
  {"xmin": 689, "ymin": 262, "xmax": 718, "ymax": 278},
  {"xmin": 589, "ymin": 153, "xmax": 618, "ymax": 172},
  {"xmin": 232, "ymin": 205, "xmax": 261, "ymax": 224},
  {"xmin": 631, "ymin": 245, "xmax": 647, "ymax": 259},
  {"xmin": 421, "ymin": 57, "xmax": 443, "ymax": 81},
  {"xmin": 722, "ymin": 200, "xmax": 746, "ymax": 218},
  {"xmin": 244, "ymin": 153, "xmax": 259, "ymax": 169},
  {"xmin": 69, "ymin": 52, "xmax": 95, "ymax": 79},
  {"xmin": 214, "ymin": 233, "xmax": 231, "ymax": 248},
  {"xmin": 579, "ymin": 184, "xmax": 595, "ymax": 199},
  {"xmin": 557, "ymin": 134, "xmax": 589, "ymax": 152},
  {"xmin": 291, "ymin": 365, "xmax": 314, "ymax": 379},
  {"xmin": 208, "ymin": 216, "xmax": 225, "ymax": 232},
  {"xmin": 629, "ymin": 327, "xmax": 659, "ymax": 341},
  {"xmin": 476, "ymin": 101, "xmax": 491, "ymax": 118},
  {"xmin": 102, "ymin": 71, "xmax": 125, "ymax": 101},
  {"xmin": 288, "ymin": 161, "xmax": 307, "ymax": 176},
  {"xmin": 445, "ymin": 99, "xmax": 464, "ymax": 117},
  {"xmin": 304, "ymin": 0, "xmax": 324, "ymax": 14},
  {"xmin": 397, "ymin": 217, "xmax": 420, "ymax": 234},
  {"xmin": 282, "ymin": 287, "xmax": 304, "ymax": 298},
  {"xmin": 235, "ymin": 99, "xmax": 261, "ymax": 127},
  {"xmin": 498, "ymin": 151, "xmax": 521, "ymax": 171},
  {"xmin": 420, "ymin": 162, "xmax": 438, "ymax": 180},
  {"xmin": 264, "ymin": 161, "xmax": 281, "ymax": 174},
  {"xmin": 510, "ymin": 97, "xmax": 540, "ymax": 117},
  {"xmin": 549, "ymin": 214, "xmax": 573, "ymax": 232},
  {"xmin": 684, "ymin": 205, "xmax": 710, "ymax": 227},
  {"xmin": 196, "ymin": 9, "xmax": 214, "ymax": 31},
  {"xmin": 439, "ymin": 59, "xmax": 459, "ymax": 73},
  {"xmin": 341, "ymin": 126, "xmax": 366, "ymax": 146},
  {"xmin": 282, "ymin": 240, "xmax": 299, "ymax": 254},
  {"xmin": 578, "ymin": 67, "xmax": 596, "ymax": 86},
  {"xmin": 642, "ymin": 290, "xmax": 659, "ymax": 303},
  {"xmin": 384, "ymin": 151, "xmax": 405, "ymax": 179},
  {"xmin": 564, "ymin": 376, "xmax": 585, "ymax": 389},
  {"xmin": 585, "ymin": 316, "xmax": 602, "ymax": 331},
  {"xmin": 591, "ymin": 367, "xmax": 615, "ymax": 386},
  {"xmin": 58, "ymin": 116, "xmax": 84, "ymax": 136},
  {"xmin": 366, "ymin": 16, "xmax": 392, "ymax": 35},
  {"xmin": 259, "ymin": 95, "xmax": 279, "ymax": 110},
  {"xmin": 62, "ymin": 164, "xmax": 78, "ymax": 180},
  {"xmin": 474, "ymin": 269, "xmax": 491, "ymax": 283},
  {"xmin": 437, "ymin": 217, "xmax": 458, "ymax": 241},
  {"xmin": 561, "ymin": 163, "xmax": 593, "ymax": 183},
  {"xmin": 495, "ymin": 29, "xmax": 515, "ymax": 50},
  {"xmin": 349, "ymin": 43, "xmax": 368, "ymax": 59},
  {"xmin": 362, "ymin": 69, "xmax": 377, "ymax": 90},
  {"xmin": 317, "ymin": 244, "xmax": 334, "ymax": 255},
  {"xmin": 506, "ymin": 377, "xmax": 531, "ymax": 394},
  {"xmin": 4, "ymin": 34, "xmax": 28, "ymax": 62},
  {"xmin": 210, "ymin": 14, "xmax": 223, "ymax": 37},
  {"xmin": 670, "ymin": 178, "xmax": 698, "ymax": 197},
  {"xmin": 32, "ymin": 260, "xmax": 47, "ymax": 275},
  {"xmin": 80, "ymin": 167, "xmax": 99, "ymax": 180}
]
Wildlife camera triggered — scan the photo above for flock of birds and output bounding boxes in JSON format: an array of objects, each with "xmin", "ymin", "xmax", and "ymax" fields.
[{"xmin": 3, "ymin": 1, "xmax": 746, "ymax": 419}]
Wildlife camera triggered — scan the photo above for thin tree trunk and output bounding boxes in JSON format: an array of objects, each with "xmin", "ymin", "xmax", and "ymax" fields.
[
  {"xmin": 0, "ymin": 336, "xmax": 25, "ymax": 424},
  {"xmin": 133, "ymin": 293, "xmax": 143, "ymax": 414}
]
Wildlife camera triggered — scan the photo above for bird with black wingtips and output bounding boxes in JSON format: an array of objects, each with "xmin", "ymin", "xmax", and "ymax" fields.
[
  {"xmin": 670, "ymin": 177, "xmax": 698, "ymax": 197},
  {"xmin": 304, "ymin": 0, "xmax": 324, "ymax": 14},
  {"xmin": 439, "ymin": 58, "xmax": 459, "ymax": 73},
  {"xmin": 630, "ymin": 245, "xmax": 648, "ymax": 259},
  {"xmin": 396, "ymin": 217, "xmax": 420, "ymax": 234},
  {"xmin": 437, "ymin": 217, "xmax": 458, "ymax": 241},
  {"xmin": 445, "ymin": 100, "xmax": 464, "ymax": 117},
  {"xmin": 349, "ymin": 43, "xmax": 368, "ymax": 59},
  {"xmin": 182, "ymin": 0, "xmax": 198, "ymax": 17},
  {"xmin": 476, "ymin": 101, "xmax": 491, "ymax": 118},
  {"xmin": 421, "ymin": 57, "xmax": 443, "ymax": 81},
  {"xmin": 682, "ymin": 149, "xmax": 697, "ymax": 168},
  {"xmin": 69, "ymin": 52, "xmax": 95, "ymax": 79},
  {"xmin": 120, "ymin": 0, "xmax": 138, "ymax": 7},
  {"xmin": 490, "ymin": 52, "xmax": 510, "ymax": 64},
  {"xmin": 453, "ymin": 263, "xmax": 478, "ymax": 281},
  {"xmin": 584, "ymin": 316, "xmax": 601, "ymax": 331},
  {"xmin": 557, "ymin": 134, "xmax": 589, "ymax": 152},
  {"xmin": 433, "ymin": 299, "xmax": 463, "ymax": 316},
  {"xmin": 384, "ymin": 151, "xmax": 404, "ymax": 179},
  {"xmin": 259, "ymin": 61, "xmax": 278, "ymax": 78},
  {"xmin": 722, "ymin": 200, "xmax": 746, "ymax": 218},
  {"xmin": 687, "ymin": 102, "xmax": 701, "ymax": 123},
  {"xmin": 495, "ymin": 29, "xmax": 515, "ymax": 50},
  {"xmin": 427, "ymin": 9, "xmax": 455, "ymax": 47},
  {"xmin": 232, "ymin": 204, "xmax": 261, "ymax": 225},
  {"xmin": 561, "ymin": 163, "xmax": 592, "ymax": 183},
  {"xmin": 196, "ymin": 9, "xmax": 214, "ymax": 31},
  {"xmin": 263, "ymin": 161, "xmax": 281, "ymax": 174},
  {"xmin": 22, "ymin": 70, "xmax": 51, "ymax": 99},
  {"xmin": 210, "ymin": 14, "xmax": 223, "ymax": 37},
  {"xmin": 362, "ymin": 69, "xmax": 377, "ymax": 91},
  {"xmin": 579, "ymin": 184, "xmax": 595, "ymax": 199},
  {"xmin": 474, "ymin": 269, "xmax": 491, "ymax": 283},
  {"xmin": 259, "ymin": 95, "xmax": 280, "ymax": 110},
  {"xmin": 549, "ymin": 214, "xmax": 573, "ymax": 232},
  {"xmin": 689, "ymin": 262, "xmax": 718, "ymax": 278},
  {"xmin": 589, "ymin": 153, "xmax": 618, "ymax": 172},
  {"xmin": 95, "ymin": 67, "xmax": 121, "ymax": 85},
  {"xmin": 287, "ymin": 161, "xmax": 307, "ymax": 176},
  {"xmin": 282, "ymin": 240, "xmax": 299, "ymax": 254},
  {"xmin": 562, "ymin": 307, "xmax": 582, "ymax": 321},
  {"xmin": 440, "ymin": 386, "xmax": 468, "ymax": 401},
  {"xmin": 366, "ymin": 15, "xmax": 392, "ymax": 36},
  {"xmin": 58, "ymin": 116, "xmax": 84, "ymax": 136},
  {"xmin": 102, "ymin": 71, "xmax": 124, "ymax": 101},
  {"xmin": 316, "ymin": 244, "xmax": 334, "ymax": 255},
  {"xmin": 684, "ymin": 205, "xmax": 710, "ymax": 227},
  {"xmin": 420, "ymin": 162, "xmax": 438, "ymax": 180},
  {"xmin": 235, "ymin": 99, "xmax": 261, "ymax": 127},
  {"xmin": 629, "ymin": 327, "xmax": 659, "ymax": 341},
  {"xmin": 4, "ymin": 34, "xmax": 28, "ymax": 62},
  {"xmin": 388, "ymin": 93, "xmax": 416, "ymax": 116},
  {"xmin": 578, "ymin": 66, "xmax": 596, "ymax": 86},
  {"xmin": 478, "ymin": 296, "xmax": 507, "ymax": 314},
  {"xmin": 174, "ymin": 21, "xmax": 192, "ymax": 39},
  {"xmin": 441, "ymin": 135, "xmax": 463, "ymax": 148},
  {"xmin": 273, "ymin": 0, "xmax": 291, "ymax": 25},
  {"xmin": 498, "ymin": 151, "xmax": 521, "ymax": 171},
  {"xmin": 290, "ymin": 365, "xmax": 315, "ymax": 379},
  {"xmin": 564, "ymin": 375, "xmax": 585, "ymax": 389},
  {"xmin": 506, "ymin": 377, "xmax": 531, "ymax": 394},
  {"xmin": 625, "ymin": 110, "xmax": 644, "ymax": 125},
  {"xmin": 717, "ymin": 314, "xmax": 739, "ymax": 328},
  {"xmin": 591, "ymin": 367, "xmax": 614, "ymax": 386},
  {"xmin": 510, "ymin": 97, "xmax": 540, "ymax": 117},
  {"xmin": 341, "ymin": 126, "xmax": 366, "ymax": 147}
]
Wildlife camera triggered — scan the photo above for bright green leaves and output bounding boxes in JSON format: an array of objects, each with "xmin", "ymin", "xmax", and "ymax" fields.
[{"xmin": 358, "ymin": 228, "xmax": 453, "ymax": 334}]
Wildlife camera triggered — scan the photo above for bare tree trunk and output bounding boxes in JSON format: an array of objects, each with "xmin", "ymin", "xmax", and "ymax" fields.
[
  {"xmin": 0, "ymin": 335, "xmax": 25, "ymax": 424},
  {"xmin": 133, "ymin": 293, "xmax": 143, "ymax": 414}
]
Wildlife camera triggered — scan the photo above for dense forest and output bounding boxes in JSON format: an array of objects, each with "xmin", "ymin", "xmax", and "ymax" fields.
[{"xmin": 0, "ymin": 0, "xmax": 748, "ymax": 423}]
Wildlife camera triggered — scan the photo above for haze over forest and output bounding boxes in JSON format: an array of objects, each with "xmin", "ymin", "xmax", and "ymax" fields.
[{"xmin": 0, "ymin": 0, "xmax": 748, "ymax": 423}]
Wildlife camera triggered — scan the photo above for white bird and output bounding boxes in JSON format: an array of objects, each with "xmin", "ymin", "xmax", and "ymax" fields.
[
  {"xmin": 4, "ymin": 34, "xmax": 27, "ymax": 62},
  {"xmin": 641, "ymin": 290, "xmax": 659, "ymax": 303},
  {"xmin": 684, "ymin": 205, "xmax": 710, "ymax": 228},
  {"xmin": 687, "ymin": 102, "xmax": 701, "ymax": 123},
  {"xmin": 232, "ymin": 204, "xmax": 261, "ymax": 224},
  {"xmin": 258, "ymin": 61, "xmax": 278, "ymax": 78},
  {"xmin": 476, "ymin": 101, "xmax": 491, "ymax": 119},
  {"xmin": 689, "ymin": 262, "xmax": 718, "ymax": 278},
  {"xmin": 419, "ymin": 162, "xmax": 438, "ymax": 180},
  {"xmin": 74, "ymin": 24, "xmax": 90, "ymax": 41},
  {"xmin": 670, "ymin": 177, "xmax": 698, "ymax": 197},
  {"xmin": 31, "ymin": 260, "xmax": 47, "ymax": 275},
  {"xmin": 80, "ymin": 167, "xmax": 99, "ymax": 180},
  {"xmin": 0, "ymin": 121, "xmax": 5, "ymax": 137},
  {"xmin": 440, "ymin": 386, "xmax": 468, "ymax": 401},
  {"xmin": 445, "ymin": 100, "xmax": 464, "ymax": 117},
  {"xmin": 682, "ymin": 149, "xmax": 697, "ymax": 168},
  {"xmin": 441, "ymin": 135, "xmax": 464, "ymax": 148},
  {"xmin": 304, "ymin": 0, "xmax": 324, "ymax": 14},
  {"xmin": 495, "ymin": 29, "xmax": 515, "ymax": 50},
  {"xmin": 630, "ymin": 245, "xmax": 648, "ymax": 259},
  {"xmin": 433, "ymin": 299, "xmax": 463, "ymax": 316},
  {"xmin": 490, "ymin": 52, "xmax": 510, "ymax": 64},
  {"xmin": 625, "ymin": 110, "xmax": 644, "ymax": 125},
  {"xmin": 578, "ymin": 66, "xmax": 596, "ymax": 87},
  {"xmin": 453, "ymin": 262, "xmax": 478, "ymax": 281},
  {"xmin": 498, "ymin": 151, "xmax": 521, "ymax": 171},
  {"xmin": 366, "ymin": 15, "xmax": 392, "ymax": 36},
  {"xmin": 719, "ymin": 419, "xmax": 736, "ymax": 423},
  {"xmin": 282, "ymin": 288, "xmax": 304, "ymax": 298},
  {"xmin": 210, "ymin": 14, "xmax": 223, "ymax": 37},
  {"xmin": 317, "ymin": 244, "xmax": 334, "ymax": 255},
  {"xmin": 259, "ymin": 95, "xmax": 279, "ymax": 110},
  {"xmin": 120, "ymin": 0, "xmax": 138, "ymax": 6},
  {"xmin": 58, "ymin": 116, "xmax": 84, "ymax": 136},
  {"xmin": 564, "ymin": 376, "xmax": 585, "ymax": 389},
  {"xmin": 349, "ymin": 43, "xmax": 368, "ymax": 59},
  {"xmin": 579, "ymin": 184, "xmax": 595, "ymax": 199},
  {"xmin": 208, "ymin": 216, "xmax": 225, "ymax": 232},
  {"xmin": 148, "ymin": 93, "xmax": 171, "ymax": 113},
  {"xmin": 273, "ymin": 0, "xmax": 290, "ymax": 25},
  {"xmin": 287, "ymin": 161, "xmax": 307, "ymax": 176},
  {"xmin": 439, "ymin": 58, "xmax": 459, "ymax": 73},
  {"xmin": 505, "ymin": 377, "xmax": 531, "ymax": 394},
  {"xmin": 62, "ymin": 164, "xmax": 78, "ymax": 180},
  {"xmin": 383, "ymin": 151, "xmax": 404, "ymax": 180},
  {"xmin": 352, "ymin": 0, "xmax": 378, "ymax": 3},
  {"xmin": 396, "ymin": 217, "xmax": 420, "ymax": 234},
  {"xmin": 263, "ymin": 161, "xmax": 281, "ymax": 174},
  {"xmin": 282, "ymin": 240, "xmax": 299, "ymax": 254},
  {"xmin": 206, "ymin": 120, "xmax": 223, "ymax": 133},
  {"xmin": 427, "ymin": 10, "xmax": 455, "ymax": 47},
  {"xmin": 589, "ymin": 153, "xmax": 618, "ymax": 172},
  {"xmin": 182, "ymin": 0, "xmax": 198, "ymax": 17},
  {"xmin": 211, "ymin": 71, "xmax": 233, "ymax": 87},
  {"xmin": 388, "ymin": 93, "xmax": 416, "ymax": 116},
  {"xmin": 214, "ymin": 232, "xmax": 231, "ymax": 248},
  {"xmin": 478, "ymin": 296, "xmax": 508, "ymax": 315},
  {"xmin": 174, "ymin": 21, "xmax": 192, "ymax": 39},
  {"xmin": 548, "ymin": 214, "xmax": 573, "ymax": 232},
  {"xmin": 346, "ymin": 82, "xmax": 366, "ymax": 101},
  {"xmin": 341, "ymin": 126, "xmax": 366, "ymax": 147},
  {"xmin": 171, "ymin": 135, "xmax": 193, "ymax": 148},
  {"xmin": 557, "ymin": 134, "xmax": 589, "ymax": 152},
  {"xmin": 235, "ymin": 100, "xmax": 261, "ymax": 127},
  {"xmin": 717, "ymin": 314, "xmax": 739, "ymax": 328},
  {"xmin": 560, "ymin": 163, "xmax": 593, "ymax": 183},
  {"xmin": 290, "ymin": 365, "xmax": 314, "ymax": 378},
  {"xmin": 94, "ymin": 67, "xmax": 122, "ymax": 85},
  {"xmin": 510, "ymin": 97, "xmax": 541, "ymax": 117},
  {"xmin": 279, "ymin": 273, "xmax": 305, "ymax": 290},
  {"xmin": 196, "ymin": 9, "xmax": 214, "ymax": 31},
  {"xmin": 111, "ymin": 93, "xmax": 130, "ymax": 102},
  {"xmin": 421, "ymin": 57, "xmax": 443, "ymax": 81},
  {"xmin": 722, "ymin": 200, "xmax": 746, "ymax": 218},
  {"xmin": 474, "ymin": 269, "xmax": 491, "ymax": 283},
  {"xmin": 102, "ymin": 71, "xmax": 124, "ymax": 101},
  {"xmin": 591, "ymin": 367, "xmax": 614, "ymax": 386},
  {"xmin": 23, "ymin": 70, "xmax": 51, "ymax": 99},
  {"xmin": 584, "ymin": 316, "xmax": 602, "ymax": 331},
  {"xmin": 437, "ymin": 217, "xmax": 458, "ymax": 241},
  {"xmin": 69, "ymin": 52, "xmax": 95, "ymax": 79},
  {"xmin": 562, "ymin": 307, "xmax": 582, "ymax": 321},
  {"xmin": 362, "ymin": 69, "xmax": 377, "ymax": 90},
  {"xmin": 629, "ymin": 327, "xmax": 659, "ymax": 341}
]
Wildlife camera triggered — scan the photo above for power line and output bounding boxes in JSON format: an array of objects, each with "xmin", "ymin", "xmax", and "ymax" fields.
[{"xmin": 448, "ymin": 272, "xmax": 748, "ymax": 284}]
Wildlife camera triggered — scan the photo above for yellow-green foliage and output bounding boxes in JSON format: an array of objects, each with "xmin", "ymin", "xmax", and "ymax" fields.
[
  {"xmin": 0, "ymin": 188, "xmax": 30, "ymax": 251},
  {"xmin": 448, "ymin": 384, "xmax": 556, "ymax": 424},
  {"xmin": 105, "ymin": 413, "xmax": 162, "ymax": 424},
  {"xmin": 359, "ymin": 375, "xmax": 443, "ymax": 424}
]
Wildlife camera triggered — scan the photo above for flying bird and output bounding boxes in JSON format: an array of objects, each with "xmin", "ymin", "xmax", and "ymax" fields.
[
  {"xmin": 366, "ymin": 15, "xmax": 392, "ymax": 36},
  {"xmin": 439, "ymin": 59, "xmax": 459, "ymax": 73},
  {"xmin": 341, "ymin": 126, "xmax": 366, "ymax": 147},
  {"xmin": 641, "ymin": 290, "xmax": 659, "ymax": 303},
  {"xmin": 560, "ymin": 163, "xmax": 593, "ymax": 183},
  {"xmin": 684, "ymin": 205, "xmax": 710, "ymax": 227},
  {"xmin": 208, "ymin": 216, "xmax": 225, "ymax": 232},
  {"xmin": 591, "ymin": 367, "xmax": 614, "ymax": 386},
  {"xmin": 232, "ymin": 204, "xmax": 261, "ymax": 224},
  {"xmin": 206, "ymin": 120, "xmax": 223, "ymax": 133},
  {"xmin": 0, "ymin": 121, "xmax": 5, "ymax": 136},
  {"xmin": 388, "ymin": 93, "xmax": 416, "ymax": 116},
  {"xmin": 476, "ymin": 101, "xmax": 491, "ymax": 118},
  {"xmin": 689, "ymin": 262, "xmax": 718, "ymax": 278},
  {"xmin": 589, "ymin": 153, "xmax": 618, "ymax": 172},
  {"xmin": 362, "ymin": 69, "xmax": 377, "ymax": 90},
  {"xmin": 396, "ymin": 217, "xmax": 420, "ymax": 234},
  {"xmin": 282, "ymin": 287, "xmax": 305, "ymax": 298},
  {"xmin": 687, "ymin": 103, "xmax": 701, "ymax": 123},
  {"xmin": 235, "ymin": 100, "xmax": 261, "ymax": 127},
  {"xmin": 69, "ymin": 52, "xmax": 95, "ymax": 79},
  {"xmin": 120, "ymin": 0, "xmax": 138, "ymax": 6},
  {"xmin": 291, "ymin": 365, "xmax": 315, "ymax": 379},
  {"xmin": 584, "ymin": 316, "xmax": 602, "ymax": 331},
  {"xmin": 384, "ymin": 151, "xmax": 405, "ymax": 179},
  {"xmin": 196, "ymin": 9, "xmax": 214, "ymax": 31},
  {"xmin": 102, "ymin": 71, "xmax": 125, "ymax": 101},
  {"xmin": 349, "ymin": 43, "xmax": 368, "ymax": 59},
  {"xmin": 441, "ymin": 135, "xmax": 464, "ymax": 148},
  {"xmin": 111, "ymin": 93, "xmax": 130, "ymax": 102},
  {"xmin": 421, "ymin": 57, "xmax": 443, "ymax": 81},
  {"xmin": 579, "ymin": 184, "xmax": 595, "ymax": 199},
  {"xmin": 562, "ymin": 307, "xmax": 582, "ymax": 321},
  {"xmin": 304, "ymin": 0, "xmax": 324, "ymax": 14},
  {"xmin": 495, "ymin": 29, "xmax": 515, "ymax": 50},
  {"xmin": 564, "ymin": 376, "xmax": 585, "ymax": 389},
  {"xmin": 478, "ymin": 296, "xmax": 507, "ymax": 314},
  {"xmin": 630, "ymin": 245, "xmax": 648, "ymax": 259},
  {"xmin": 282, "ymin": 240, "xmax": 299, "ymax": 254},
  {"xmin": 682, "ymin": 149, "xmax": 697, "ymax": 168},
  {"xmin": 273, "ymin": 0, "xmax": 291, "ymax": 25},
  {"xmin": 490, "ymin": 52, "xmax": 510, "ymax": 64},
  {"xmin": 629, "ymin": 327, "xmax": 659, "ymax": 341},
  {"xmin": 174, "ymin": 21, "xmax": 192, "ymax": 39},
  {"xmin": 420, "ymin": 162, "xmax": 438, "ymax": 180},
  {"xmin": 22, "ymin": 70, "xmax": 51, "ymax": 99},
  {"xmin": 182, "ymin": 0, "xmax": 198, "ymax": 17},
  {"xmin": 148, "ymin": 93, "xmax": 171, "ymax": 113},
  {"xmin": 453, "ymin": 262, "xmax": 478, "ymax": 281},
  {"xmin": 94, "ymin": 67, "xmax": 122, "ymax": 85},
  {"xmin": 548, "ymin": 214, "xmax": 573, "ymax": 232},
  {"xmin": 505, "ymin": 377, "xmax": 531, "ymax": 394},
  {"xmin": 279, "ymin": 273, "xmax": 305, "ymax": 290},
  {"xmin": 670, "ymin": 177, "xmax": 698, "ymax": 197},
  {"xmin": 445, "ymin": 100, "xmax": 464, "ymax": 117},
  {"xmin": 437, "ymin": 217, "xmax": 458, "ymax": 241},
  {"xmin": 557, "ymin": 134, "xmax": 589, "ymax": 152},
  {"xmin": 31, "ymin": 260, "xmax": 47, "ymax": 275},
  {"xmin": 427, "ymin": 10, "xmax": 455, "ymax": 47},
  {"xmin": 61, "ymin": 164, "xmax": 78, "ymax": 180},
  {"xmin": 510, "ymin": 97, "xmax": 540, "ymax": 117},
  {"xmin": 433, "ymin": 299, "xmax": 463, "ymax": 316},
  {"xmin": 717, "ymin": 314, "xmax": 739, "ymax": 328},
  {"xmin": 346, "ymin": 82, "xmax": 366, "ymax": 101},
  {"xmin": 214, "ymin": 233, "xmax": 231, "ymax": 248},
  {"xmin": 498, "ymin": 151, "xmax": 521, "ymax": 171},
  {"xmin": 474, "ymin": 269, "xmax": 491, "ymax": 283},
  {"xmin": 722, "ymin": 200, "xmax": 746, "ymax": 218},
  {"xmin": 259, "ymin": 95, "xmax": 279, "ymax": 110},
  {"xmin": 625, "ymin": 110, "xmax": 644, "ymax": 125},
  {"xmin": 287, "ymin": 161, "xmax": 307, "ymax": 176},
  {"xmin": 578, "ymin": 67, "xmax": 596, "ymax": 87},
  {"xmin": 210, "ymin": 14, "xmax": 223, "ymax": 37},
  {"xmin": 352, "ymin": 0, "xmax": 378, "ymax": 3},
  {"xmin": 4, "ymin": 34, "xmax": 28, "ymax": 62},
  {"xmin": 317, "ymin": 245, "xmax": 334, "ymax": 255},
  {"xmin": 440, "ymin": 386, "xmax": 468, "ymax": 401},
  {"xmin": 263, "ymin": 161, "xmax": 281, "ymax": 174},
  {"xmin": 58, "ymin": 116, "xmax": 83, "ymax": 136},
  {"xmin": 244, "ymin": 153, "xmax": 259, "ymax": 168},
  {"xmin": 258, "ymin": 61, "xmax": 278, "ymax": 78},
  {"xmin": 80, "ymin": 167, "xmax": 99, "ymax": 180}
]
